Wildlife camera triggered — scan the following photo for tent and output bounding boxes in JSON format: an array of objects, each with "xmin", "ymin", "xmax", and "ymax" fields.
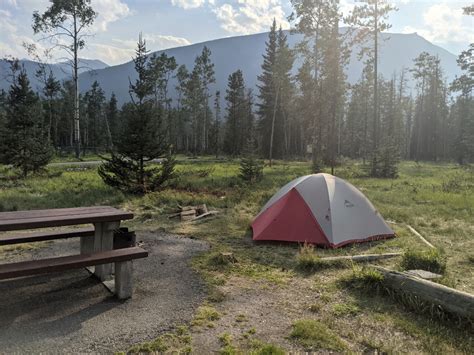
[{"xmin": 252, "ymin": 173, "xmax": 394, "ymax": 248}]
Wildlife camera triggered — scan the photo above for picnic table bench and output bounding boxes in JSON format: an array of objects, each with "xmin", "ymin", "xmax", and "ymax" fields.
[{"xmin": 0, "ymin": 206, "xmax": 148, "ymax": 299}]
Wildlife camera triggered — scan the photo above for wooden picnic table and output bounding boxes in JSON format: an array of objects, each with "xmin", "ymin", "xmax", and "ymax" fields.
[{"xmin": 0, "ymin": 206, "xmax": 134, "ymax": 281}]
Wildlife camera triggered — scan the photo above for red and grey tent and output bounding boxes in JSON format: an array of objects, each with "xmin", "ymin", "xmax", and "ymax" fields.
[{"xmin": 252, "ymin": 173, "xmax": 395, "ymax": 248}]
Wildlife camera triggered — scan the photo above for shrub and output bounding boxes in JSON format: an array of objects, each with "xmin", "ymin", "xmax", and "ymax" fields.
[{"xmin": 400, "ymin": 249, "xmax": 446, "ymax": 274}]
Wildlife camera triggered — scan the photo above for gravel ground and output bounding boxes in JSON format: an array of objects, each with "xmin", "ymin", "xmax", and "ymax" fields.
[{"xmin": 0, "ymin": 232, "xmax": 209, "ymax": 354}]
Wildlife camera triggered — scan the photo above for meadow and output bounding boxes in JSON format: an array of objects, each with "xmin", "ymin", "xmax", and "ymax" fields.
[{"xmin": 0, "ymin": 159, "xmax": 473, "ymax": 353}]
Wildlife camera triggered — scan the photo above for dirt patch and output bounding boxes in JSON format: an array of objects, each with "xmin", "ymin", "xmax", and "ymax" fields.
[
  {"xmin": 0, "ymin": 232, "xmax": 209, "ymax": 353},
  {"xmin": 188, "ymin": 274, "xmax": 429, "ymax": 353}
]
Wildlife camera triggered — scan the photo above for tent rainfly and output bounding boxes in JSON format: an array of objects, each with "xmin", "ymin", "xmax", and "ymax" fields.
[{"xmin": 252, "ymin": 173, "xmax": 395, "ymax": 248}]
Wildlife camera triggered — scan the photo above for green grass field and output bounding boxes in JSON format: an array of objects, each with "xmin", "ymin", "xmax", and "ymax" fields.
[{"xmin": 1, "ymin": 159, "xmax": 473, "ymax": 352}]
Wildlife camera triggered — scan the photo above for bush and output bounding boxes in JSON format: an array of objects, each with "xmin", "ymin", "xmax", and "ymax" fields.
[{"xmin": 400, "ymin": 249, "xmax": 446, "ymax": 274}]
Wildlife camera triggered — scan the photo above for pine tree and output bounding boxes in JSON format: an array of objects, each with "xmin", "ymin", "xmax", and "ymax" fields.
[
  {"xmin": 209, "ymin": 90, "xmax": 221, "ymax": 158},
  {"xmin": 41, "ymin": 71, "xmax": 61, "ymax": 145},
  {"xmin": 257, "ymin": 19, "xmax": 279, "ymax": 160},
  {"xmin": 99, "ymin": 35, "xmax": 175, "ymax": 194},
  {"xmin": 106, "ymin": 93, "xmax": 119, "ymax": 147},
  {"xmin": 239, "ymin": 137, "xmax": 263, "ymax": 183},
  {"xmin": 0, "ymin": 64, "xmax": 52, "ymax": 177},
  {"xmin": 450, "ymin": 38, "xmax": 474, "ymax": 164},
  {"xmin": 346, "ymin": 0, "xmax": 397, "ymax": 176},
  {"xmin": 195, "ymin": 46, "xmax": 216, "ymax": 153},
  {"xmin": 224, "ymin": 70, "xmax": 246, "ymax": 156},
  {"xmin": 175, "ymin": 64, "xmax": 190, "ymax": 152},
  {"xmin": 291, "ymin": 0, "xmax": 346, "ymax": 172},
  {"xmin": 84, "ymin": 81, "xmax": 106, "ymax": 152}
]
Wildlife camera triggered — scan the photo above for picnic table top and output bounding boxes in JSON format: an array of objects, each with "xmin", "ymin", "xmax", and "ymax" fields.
[{"xmin": 0, "ymin": 206, "xmax": 134, "ymax": 232}]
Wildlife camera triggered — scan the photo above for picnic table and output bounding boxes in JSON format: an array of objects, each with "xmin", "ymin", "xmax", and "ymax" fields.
[{"xmin": 0, "ymin": 206, "xmax": 147, "ymax": 299}]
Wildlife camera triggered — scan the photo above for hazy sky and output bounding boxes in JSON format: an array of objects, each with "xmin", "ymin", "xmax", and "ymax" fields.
[{"xmin": 0, "ymin": 0, "xmax": 472, "ymax": 65}]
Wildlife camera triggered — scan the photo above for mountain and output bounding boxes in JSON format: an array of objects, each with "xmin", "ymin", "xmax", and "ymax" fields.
[
  {"xmin": 0, "ymin": 31, "xmax": 461, "ymax": 104},
  {"xmin": 0, "ymin": 58, "xmax": 109, "ymax": 92},
  {"xmin": 78, "ymin": 30, "xmax": 461, "ymax": 105}
]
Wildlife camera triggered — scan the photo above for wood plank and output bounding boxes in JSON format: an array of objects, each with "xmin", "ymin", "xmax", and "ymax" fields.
[
  {"xmin": 0, "ymin": 247, "xmax": 148, "ymax": 280},
  {"xmin": 0, "ymin": 211, "xmax": 134, "ymax": 232},
  {"xmin": 0, "ymin": 206, "xmax": 115, "ymax": 221},
  {"xmin": 0, "ymin": 228, "xmax": 95, "ymax": 246},
  {"xmin": 320, "ymin": 253, "xmax": 402, "ymax": 262},
  {"xmin": 406, "ymin": 224, "xmax": 436, "ymax": 249}
]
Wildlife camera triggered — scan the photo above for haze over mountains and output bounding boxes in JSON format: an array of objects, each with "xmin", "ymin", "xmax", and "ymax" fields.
[{"xmin": 0, "ymin": 30, "xmax": 461, "ymax": 104}]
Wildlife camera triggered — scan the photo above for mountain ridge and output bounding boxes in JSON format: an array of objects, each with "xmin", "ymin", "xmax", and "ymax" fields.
[{"xmin": 0, "ymin": 31, "xmax": 461, "ymax": 105}]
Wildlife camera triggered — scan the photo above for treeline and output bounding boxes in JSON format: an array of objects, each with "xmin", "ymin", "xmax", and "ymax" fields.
[{"xmin": 0, "ymin": 0, "xmax": 473, "ymax": 180}]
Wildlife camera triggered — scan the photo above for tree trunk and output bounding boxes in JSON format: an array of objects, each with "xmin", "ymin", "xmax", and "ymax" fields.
[
  {"xmin": 269, "ymin": 87, "xmax": 280, "ymax": 167},
  {"xmin": 73, "ymin": 13, "xmax": 80, "ymax": 159}
]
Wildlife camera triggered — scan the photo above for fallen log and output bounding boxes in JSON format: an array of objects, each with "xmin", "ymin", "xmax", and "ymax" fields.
[
  {"xmin": 180, "ymin": 209, "xmax": 196, "ymax": 221},
  {"xmin": 321, "ymin": 253, "xmax": 402, "ymax": 263},
  {"xmin": 371, "ymin": 265, "xmax": 474, "ymax": 320},
  {"xmin": 196, "ymin": 204, "xmax": 208, "ymax": 215},
  {"xmin": 406, "ymin": 224, "xmax": 435, "ymax": 249},
  {"xmin": 189, "ymin": 211, "xmax": 219, "ymax": 222}
]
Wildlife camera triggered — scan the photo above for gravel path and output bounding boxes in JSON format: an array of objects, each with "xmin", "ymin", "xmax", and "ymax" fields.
[{"xmin": 0, "ymin": 232, "xmax": 209, "ymax": 353}]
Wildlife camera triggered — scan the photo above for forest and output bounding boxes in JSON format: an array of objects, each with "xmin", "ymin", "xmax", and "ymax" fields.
[{"xmin": 0, "ymin": 1, "xmax": 472, "ymax": 182}]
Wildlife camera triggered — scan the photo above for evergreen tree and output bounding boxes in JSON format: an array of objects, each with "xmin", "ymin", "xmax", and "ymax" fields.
[
  {"xmin": 346, "ymin": 0, "xmax": 397, "ymax": 176},
  {"xmin": 209, "ymin": 90, "xmax": 221, "ymax": 158},
  {"xmin": 195, "ymin": 46, "xmax": 216, "ymax": 153},
  {"xmin": 40, "ymin": 71, "xmax": 61, "ymax": 145},
  {"xmin": 0, "ymin": 64, "xmax": 52, "ymax": 177},
  {"xmin": 175, "ymin": 64, "xmax": 190, "ymax": 152},
  {"xmin": 184, "ymin": 66, "xmax": 205, "ymax": 155},
  {"xmin": 239, "ymin": 136, "xmax": 263, "ymax": 183},
  {"xmin": 257, "ymin": 19, "xmax": 279, "ymax": 160},
  {"xmin": 83, "ymin": 81, "xmax": 106, "ymax": 152},
  {"xmin": 147, "ymin": 53, "xmax": 178, "ymax": 143},
  {"xmin": 99, "ymin": 35, "xmax": 175, "ymax": 194},
  {"xmin": 224, "ymin": 70, "xmax": 246, "ymax": 156},
  {"xmin": 106, "ymin": 93, "xmax": 119, "ymax": 147},
  {"xmin": 450, "ymin": 15, "xmax": 474, "ymax": 164}
]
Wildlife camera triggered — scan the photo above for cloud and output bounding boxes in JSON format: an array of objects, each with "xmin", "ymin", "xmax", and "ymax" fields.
[
  {"xmin": 0, "ymin": 8, "xmax": 45, "ymax": 59},
  {"xmin": 3, "ymin": 0, "xmax": 131, "ymax": 32},
  {"xmin": 171, "ymin": 0, "xmax": 207, "ymax": 10},
  {"xmin": 213, "ymin": 0, "xmax": 290, "ymax": 35},
  {"xmin": 91, "ymin": 0, "xmax": 132, "ymax": 32},
  {"xmin": 90, "ymin": 34, "xmax": 192, "ymax": 65},
  {"xmin": 402, "ymin": 2, "xmax": 474, "ymax": 44}
]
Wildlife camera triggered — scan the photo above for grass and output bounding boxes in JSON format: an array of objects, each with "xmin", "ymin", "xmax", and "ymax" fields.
[
  {"xmin": 127, "ymin": 326, "xmax": 192, "ymax": 354},
  {"xmin": 1, "ymin": 159, "xmax": 473, "ymax": 353},
  {"xmin": 332, "ymin": 303, "xmax": 361, "ymax": 316},
  {"xmin": 400, "ymin": 249, "xmax": 447, "ymax": 274},
  {"xmin": 296, "ymin": 243, "xmax": 348, "ymax": 272},
  {"xmin": 289, "ymin": 319, "xmax": 347, "ymax": 351},
  {"xmin": 192, "ymin": 305, "xmax": 221, "ymax": 327}
]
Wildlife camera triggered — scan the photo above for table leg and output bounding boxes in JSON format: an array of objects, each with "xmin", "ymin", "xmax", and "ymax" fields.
[{"xmin": 94, "ymin": 221, "xmax": 120, "ymax": 281}]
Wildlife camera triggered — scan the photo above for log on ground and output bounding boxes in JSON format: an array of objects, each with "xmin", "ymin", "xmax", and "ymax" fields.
[
  {"xmin": 321, "ymin": 253, "xmax": 402, "ymax": 263},
  {"xmin": 372, "ymin": 265, "xmax": 474, "ymax": 320}
]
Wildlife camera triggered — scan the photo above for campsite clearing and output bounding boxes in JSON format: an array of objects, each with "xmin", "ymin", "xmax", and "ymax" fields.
[{"xmin": 0, "ymin": 159, "xmax": 473, "ymax": 353}]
